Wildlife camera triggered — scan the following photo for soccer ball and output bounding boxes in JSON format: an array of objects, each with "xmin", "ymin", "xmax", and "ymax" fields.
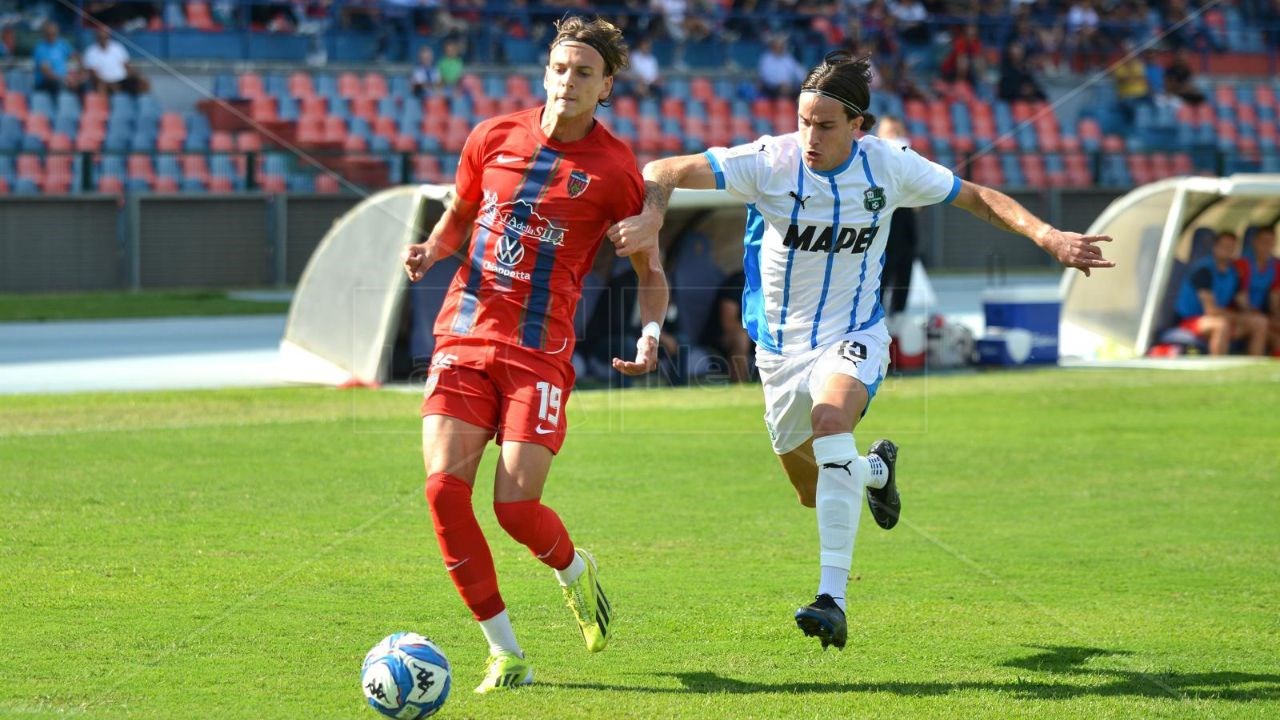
[{"xmin": 361, "ymin": 632, "xmax": 452, "ymax": 719}]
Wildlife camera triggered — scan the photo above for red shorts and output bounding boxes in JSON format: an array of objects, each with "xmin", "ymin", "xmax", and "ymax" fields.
[
  {"xmin": 420, "ymin": 337, "xmax": 575, "ymax": 454},
  {"xmin": 1178, "ymin": 315, "xmax": 1204, "ymax": 334}
]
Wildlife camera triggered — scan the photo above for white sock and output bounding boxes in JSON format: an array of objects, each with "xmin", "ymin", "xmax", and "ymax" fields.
[
  {"xmin": 554, "ymin": 551, "xmax": 586, "ymax": 587},
  {"xmin": 866, "ymin": 453, "xmax": 889, "ymax": 489},
  {"xmin": 478, "ymin": 610, "xmax": 522, "ymax": 657},
  {"xmin": 811, "ymin": 433, "xmax": 867, "ymax": 604},
  {"xmin": 818, "ymin": 565, "xmax": 848, "ymax": 612}
]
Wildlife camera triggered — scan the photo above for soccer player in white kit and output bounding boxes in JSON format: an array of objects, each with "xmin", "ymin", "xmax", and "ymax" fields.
[{"xmin": 616, "ymin": 51, "xmax": 1115, "ymax": 650}]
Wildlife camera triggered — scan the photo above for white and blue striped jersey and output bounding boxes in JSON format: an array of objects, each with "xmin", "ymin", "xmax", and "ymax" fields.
[{"xmin": 704, "ymin": 133, "xmax": 960, "ymax": 355}]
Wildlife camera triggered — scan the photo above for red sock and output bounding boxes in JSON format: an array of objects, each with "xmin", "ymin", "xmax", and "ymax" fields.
[
  {"xmin": 493, "ymin": 499, "xmax": 576, "ymax": 571},
  {"xmin": 425, "ymin": 473, "xmax": 505, "ymax": 621}
]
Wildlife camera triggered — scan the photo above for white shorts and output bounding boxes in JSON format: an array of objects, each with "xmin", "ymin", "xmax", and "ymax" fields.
[{"xmin": 755, "ymin": 323, "xmax": 891, "ymax": 455}]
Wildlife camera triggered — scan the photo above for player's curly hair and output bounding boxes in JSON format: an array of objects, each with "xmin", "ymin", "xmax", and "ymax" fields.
[{"xmin": 800, "ymin": 51, "xmax": 878, "ymax": 131}]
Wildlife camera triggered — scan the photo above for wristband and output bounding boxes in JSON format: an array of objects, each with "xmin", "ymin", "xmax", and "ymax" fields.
[{"xmin": 638, "ymin": 321, "xmax": 661, "ymax": 348}]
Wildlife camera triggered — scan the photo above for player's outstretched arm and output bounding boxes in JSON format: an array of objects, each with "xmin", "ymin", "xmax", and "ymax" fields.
[
  {"xmin": 402, "ymin": 194, "xmax": 480, "ymax": 282},
  {"xmin": 612, "ymin": 246, "xmax": 669, "ymax": 376},
  {"xmin": 607, "ymin": 154, "xmax": 719, "ymax": 257},
  {"xmin": 952, "ymin": 179, "xmax": 1116, "ymax": 277}
]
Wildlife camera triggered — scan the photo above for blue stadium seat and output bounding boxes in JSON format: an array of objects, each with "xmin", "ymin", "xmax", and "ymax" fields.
[
  {"xmin": 371, "ymin": 135, "xmax": 391, "ymax": 152},
  {"xmin": 287, "ymin": 173, "xmax": 314, "ymax": 192},
  {"xmin": 110, "ymin": 94, "xmax": 137, "ymax": 121},
  {"xmin": 377, "ymin": 97, "xmax": 398, "ymax": 119},
  {"xmin": 417, "ymin": 135, "xmax": 441, "ymax": 153},
  {"xmin": 686, "ymin": 99, "xmax": 707, "ymax": 119},
  {"xmin": 1000, "ymin": 155, "xmax": 1025, "ymax": 186},
  {"xmin": 99, "ymin": 155, "xmax": 126, "ymax": 179},
  {"xmin": 0, "ymin": 156, "xmax": 14, "ymax": 183},
  {"xmin": 0, "ymin": 116, "xmax": 22, "ymax": 151},
  {"xmin": 20, "ymin": 135, "xmax": 45, "ymax": 152},
  {"xmin": 12, "ymin": 177, "xmax": 39, "ymax": 195},
  {"xmin": 30, "ymin": 92, "xmax": 55, "ymax": 118},
  {"xmin": 55, "ymin": 92, "xmax": 80, "ymax": 121},
  {"xmin": 350, "ymin": 117, "xmax": 372, "ymax": 140},
  {"xmin": 666, "ymin": 77, "xmax": 690, "ymax": 100},
  {"xmin": 185, "ymin": 112, "xmax": 211, "ymax": 137},
  {"xmin": 180, "ymin": 178, "xmax": 208, "ymax": 193},
  {"xmin": 262, "ymin": 153, "xmax": 288, "ymax": 177},
  {"xmin": 264, "ymin": 73, "xmax": 287, "ymax": 98},
  {"xmin": 441, "ymin": 153, "xmax": 460, "ymax": 178},
  {"xmin": 156, "ymin": 155, "xmax": 180, "ymax": 178},
  {"xmin": 137, "ymin": 96, "xmax": 161, "ymax": 121},
  {"xmin": 389, "ymin": 76, "xmax": 411, "ymax": 98},
  {"xmin": 213, "ymin": 74, "xmax": 240, "ymax": 99},
  {"xmin": 277, "ymin": 95, "xmax": 299, "ymax": 121},
  {"xmin": 5, "ymin": 69, "xmax": 31, "ymax": 95},
  {"xmin": 313, "ymin": 74, "xmax": 339, "ymax": 98},
  {"xmin": 130, "ymin": 132, "xmax": 157, "ymax": 151}
]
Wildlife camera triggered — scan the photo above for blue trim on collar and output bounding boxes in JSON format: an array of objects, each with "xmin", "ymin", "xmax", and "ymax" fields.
[{"xmin": 811, "ymin": 139, "xmax": 859, "ymax": 178}]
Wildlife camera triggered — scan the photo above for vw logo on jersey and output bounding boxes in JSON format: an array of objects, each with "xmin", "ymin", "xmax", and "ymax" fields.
[
  {"xmin": 863, "ymin": 187, "xmax": 886, "ymax": 212},
  {"xmin": 567, "ymin": 169, "xmax": 591, "ymax": 198},
  {"xmin": 495, "ymin": 233, "xmax": 525, "ymax": 267}
]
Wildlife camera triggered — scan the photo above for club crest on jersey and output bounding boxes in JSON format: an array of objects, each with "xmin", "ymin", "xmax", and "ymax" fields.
[
  {"xmin": 495, "ymin": 233, "xmax": 525, "ymax": 267},
  {"xmin": 863, "ymin": 187, "xmax": 886, "ymax": 212},
  {"xmin": 567, "ymin": 169, "xmax": 590, "ymax": 198}
]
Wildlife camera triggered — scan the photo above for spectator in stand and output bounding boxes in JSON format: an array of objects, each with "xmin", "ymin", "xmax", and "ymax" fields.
[
  {"xmin": 1164, "ymin": 47, "xmax": 1206, "ymax": 106},
  {"xmin": 1172, "ymin": 230, "xmax": 1268, "ymax": 356},
  {"xmin": 0, "ymin": 24, "xmax": 18, "ymax": 58},
  {"xmin": 997, "ymin": 41, "xmax": 1046, "ymax": 102},
  {"xmin": 1234, "ymin": 226, "xmax": 1280, "ymax": 354},
  {"xmin": 625, "ymin": 35, "xmax": 662, "ymax": 99},
  {"xmin": 1065, "ymin": 0, "xmax": 1103, "ymax": 67},
  {"xmin": 1110, "ymin": 39, "xmax": 1151, "ymax": 125},
  {"xmin": 436, "ymin": 37, "xmax": 465, "ymax": 88},
  {"xmin": 32, "ymin": 21, "xmax": 79, "ymax": 95},
  {"xmin": 940, "ymin": 23, "xmax": 983, "ymax": 87},
  {"xmin": 890, "ymin": 0, "xmax": 931, "ymax": 47},
  {"xmin": 757, "ymin": 34, "xmax": 806, "ymax": 98},
  {"xmin": 412, "ymin": 46, "xmax": 442, "ymax": 97},
  {"xmin": 83, "ymin": 25, "xmax": 149, "ymax": 95}
]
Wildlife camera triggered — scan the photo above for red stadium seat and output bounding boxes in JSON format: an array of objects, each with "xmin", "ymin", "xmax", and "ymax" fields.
[
  {"xmin": 497, "ymin": 97, "xmax": 524, "ymax": 116},
  {"xmin": 289, "ymin": 72, "xmax": 314, "ymax": 98},
  {"xmin": 3, "ymin": 92, "xmax": 27, "ymax": 120},
  {"xmin": 458, "ymin": 74, "xmax": 483, "ymax": 98},
  {"xmin": 1020, "ymin": 154, "xmax": 1046, "ymax": 186},
  {"xmin": 661, "ymin": 97, "xmax": 685, "ymax": 119},
  {"xmin": 127, "ymin": 154, "xmax": 155, "ymax": 184},
  {"xmin": 394, "ymin": 134, "xmax": 415, "ymax": 152},
  {"xmin": 238, "ymin": 73, "xmax": 265, "ymax": 99},
  {"xmin": 1172, "ymin": 152, "xmax": 1194, "ymax": 175},
  {"xmin": 1127, "ymin": 154, "xmax": 1153, "ymax": 185},
  {"xmin": 84, "ymin": 92, "xmax": 109, "ymax": 117},
  {"xmin": 338, "ymin": 72, "xmax": 362, "ymax": 99},
  {"xmin": 1213, "ymin": 84, "xmax": 1236, "ymax": 108},
  {"xmin": 371, "ymin": 116, "xmax": 396, "ymax": 141},
  {"xmin": 250, "ymin": 96, "xmax": 277, "ymax": 123},
  {"xmin": 98, "ymin": 175, "xmax": 124, "ymax": 194},
  {"xmin": 343, "ymin": 134, "xmax": 367, "ymax": 151},
  {"xmin": 153, "ymin": 176, "xmax": 179, "ymax": 193},
  {"xmin": 181, "ymin": 154, "xmax": 210, "ymax": 180},
  {"xmin": 210, "ymin": 131, "xmax": 235, "ymax": 151},
  {"xmin": 315, "ymin": 173, "xmax": 340, "ymax": 193},
  {"xmin": 505, "ymin": 75, "xmax": 532, "ymax": 100},
  {"xmin": 904, "ymin": 99, "xmax": 926, "ymax": 122},
  {"xmin": 48, "ymin": 133, "xmax": 72, "ymax": 152},
  {"xmin": 1194, "ymin": 104, "xmax": 1215, "ymax": 125},
  {"xmin": 17, "ymin": 154, "xmax": 43, "ymax": 184},
  {"xmin": 300, "ymin": 96, "xmax": 327, "ymax": 117},
  {"xmin": 0, "ymin": 177, "xmax": 8, "ymax": 195},
  {"xmin": 236, "ymin": 131, "xmax": 262, "ymax": 152},
  {"xmin": 350, "ymin": 96, "xmax": 377, "ymax": 122},
  {"xmin": 413, "ymin": 155, "xmax": 441, "ymax": 182},
  {"xmin": 75, "ymin": 131, "xmax": 104, "ymax": 152},
  {"xmin": 1064, "ymin": 152, "xmax": 1091, "ymax": 186},
  {"xmin": 207, "ymin": 176, "xmax": 233, "ymax": 192},
  {"xmin": 1150, "ymin": 152, "xmax": 1172, "ymax": 178},
  {"xmin": 472, "ymin": 95, "xmax": 497, "ymax": 119},
  {"xmin": 1255, "ymin": 85, "xmax": 1277, "ymax": 111},
  {"xmin": 690, "ymin": 77, "xmax": 714, "ymax": 103},
  {"xmin": 1101, "ymin": 135, "xmax": 1125, "ymax": 153},
  {"xmin": 323, "ymin": 116, "xmax": 347, "ymax": 143},
  {"xmin": 25, "ymin": 114, "xmax": 52, "ymax": 142},
  {"xmin": 297, "ymin": 115, "xmax": 324, "ymax": 143},
  {"xmin": 259, "ymin": 174, "xmax": 286, "ymax": 193},
  {"xmin": 613, "ymin": 96, "xmax": 637, "ymax": 120},
  {"xmin": 363, "ymin": 72, "xmax": 388, "ymax": 100}
]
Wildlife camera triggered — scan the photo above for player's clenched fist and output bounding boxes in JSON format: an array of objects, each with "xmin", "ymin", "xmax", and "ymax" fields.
[{"xmin": 402, "ymin": 244, "xmax": 434, "ymax": 283}]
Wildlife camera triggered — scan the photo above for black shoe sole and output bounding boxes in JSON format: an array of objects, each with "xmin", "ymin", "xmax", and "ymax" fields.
[
  {"xmin": 867, "ymin": 439, "xmax": 900, "ymax": 530},
  {"xmin": 795, "ymin": 610, "xmax": 847, "ymax": 650}
]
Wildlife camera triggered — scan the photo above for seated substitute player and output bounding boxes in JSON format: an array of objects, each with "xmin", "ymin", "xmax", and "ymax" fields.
[
  {"xmin": 1233, "ymin": 226, "xmax": 1280, "ymax": 354},
  {"xmin": 1174, "ymin": 230, "xmax": 1267, "ymax": 356},
  {"xmin": 615, "ymin": 51, "xmax": 1114, "ymax": 651},
  {"xmin": 401, "ymin": 16, "xmax": 667, "ymax": 693}
]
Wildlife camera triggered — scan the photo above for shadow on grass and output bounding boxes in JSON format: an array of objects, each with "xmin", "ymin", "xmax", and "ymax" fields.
[{"xmin": 546, "ymin": 646, "xmax": 1280, "ymax": 701}]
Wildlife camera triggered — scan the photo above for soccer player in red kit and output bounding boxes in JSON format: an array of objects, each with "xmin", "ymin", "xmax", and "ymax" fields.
[{"xmin": 401, "ymin": 17, "xmax": 668, "ymax": 693}]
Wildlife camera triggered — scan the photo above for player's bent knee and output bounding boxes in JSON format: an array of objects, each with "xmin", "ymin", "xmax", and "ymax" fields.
[
  {"xmin": 425, "ymin": 472, "xmax": 473, "ymax": 514},
  {"xmin": 811, "ymin": 404, "xmax": 853, "ymax": 436},
  {"xmin": 492, "ymin": 499, "xmax": 540, "ymax": 541}
]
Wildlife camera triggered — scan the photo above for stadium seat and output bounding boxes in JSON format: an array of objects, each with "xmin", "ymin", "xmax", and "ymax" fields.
[
  {"xmin": 3, "ymin": 93, "xmax": 28, "ymax": 121},
  {"xmin": 185, "ymin": 1, "xmax": 218, "ymax": 30},
  {"xmin": 315, "ymin": 173, "xmax": 340, "ymax": 193},
  {"xmin": 239, "ymin": 73, "xmax": 265, "ymax": 99},
  {"xmin": 338, "ymin": 72, "xmax": 362, "ymax": 99}
]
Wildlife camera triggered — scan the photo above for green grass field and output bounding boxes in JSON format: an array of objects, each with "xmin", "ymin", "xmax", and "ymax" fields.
[
  {"xmin": 0, "ymin": 291, "xmax": 290, "ymax": 322},
  {"xmin": 2, "ymin": 366, "xmax": 1278, "ymax": 719}
]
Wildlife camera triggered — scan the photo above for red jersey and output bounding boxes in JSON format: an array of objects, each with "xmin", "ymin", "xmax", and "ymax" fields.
[{"xmin": 435, "ymin": 106, "xmax": 644, "ymax": 356}]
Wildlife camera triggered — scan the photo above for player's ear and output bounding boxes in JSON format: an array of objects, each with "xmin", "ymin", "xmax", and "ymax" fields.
[
  {"xmin": 851, "ymin": 115, "xmax": 864, "ymax": 132},
  {"xmin": 599, "ymin": 75, "xmax": 614, "ymax": 104}
]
